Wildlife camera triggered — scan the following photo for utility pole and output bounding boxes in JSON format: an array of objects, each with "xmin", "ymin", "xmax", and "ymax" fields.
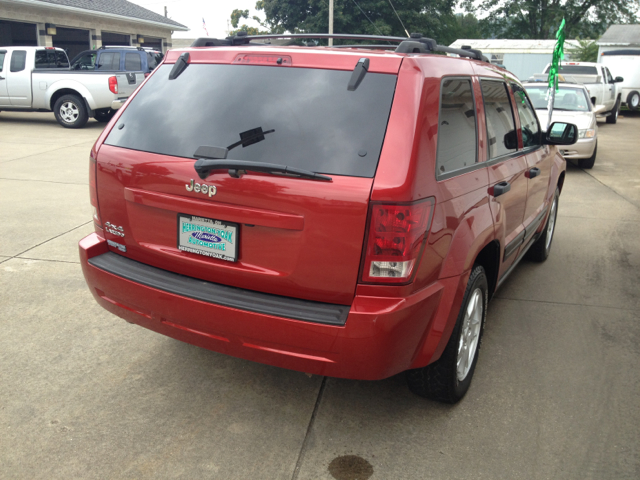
[
  {"xmin": 328, "ymin": 0, "xmax": 334, "ymax": 46},
  {"xmin": 164, "ymin": 6, "xmax": 167, "ymax": 17}
]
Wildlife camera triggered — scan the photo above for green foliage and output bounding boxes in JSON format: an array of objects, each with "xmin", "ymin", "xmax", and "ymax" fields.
[
  {"xmin": 567, "ymin": 38, "xmax": 599, "ymax": 62},
  {"xmin": 247, "ymin": 0, "xmax": 466, "ymax": 46},
  {"xmin": 229, "ymin": 8, "xmax": 270, "ymax": 36},
  {"xmin": 463, "ymin": 0, "xmax": 640, "ymax": 40}
]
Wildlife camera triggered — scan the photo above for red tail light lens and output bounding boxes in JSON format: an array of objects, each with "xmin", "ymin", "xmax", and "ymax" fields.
[
  {"xmin": 108, "ymin": 76, "xmax": 118, "ymax": 94},
  {"xmin": 361, "ymin": 199, "xmax": 434, "ymax": 284},
  {"xmin": 89, "ymin": 150, "xmax": 101, "ymax": 227}
]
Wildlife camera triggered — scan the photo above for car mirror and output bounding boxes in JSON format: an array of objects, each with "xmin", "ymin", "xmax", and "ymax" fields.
[
  {"xmin": 614, "ymin": 76, "xmax": 624, "ymax": 83},
  {"xmin": 544, "ymin": 122, "xmax": 578, "ymax": 146},
  {"xmin": 503, "ymin": 130, "xmax": 518, "ymax": 150}
]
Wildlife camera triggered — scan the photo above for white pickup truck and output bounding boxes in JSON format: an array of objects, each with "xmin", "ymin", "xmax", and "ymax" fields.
[
  {"xmin": 539, "ymin": 61, "xmax": 624, "ymax": 124},
  {"xmin": 600, "ymin": 50, "xmax": 640, "ymax": 111},
  {"xmin": 0, "ymin": 46, "xmax": 144, "ymax": 128}
]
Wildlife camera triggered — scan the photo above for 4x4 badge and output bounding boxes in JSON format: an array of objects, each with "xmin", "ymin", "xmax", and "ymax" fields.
[{"xmin": 186, "ymin": 179, "xmax": 217, "ymax": 197}]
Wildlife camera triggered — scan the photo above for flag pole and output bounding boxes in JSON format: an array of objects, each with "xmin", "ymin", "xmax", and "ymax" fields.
[{"xmin": 546, "ymin": 18, "xmax": 566, "ymax": 131}]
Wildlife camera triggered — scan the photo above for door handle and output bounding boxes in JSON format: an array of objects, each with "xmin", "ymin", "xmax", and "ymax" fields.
[
  {"xmin": 0, "ymin": 76, "xmax": 5, "ymax": 80},
  {"xmin": 526, "ymin": 167, "xmax": 541, "ymax": 179},
  {"xmin": 492, "ymin": 181, "xmax": 511, "ymax": 197}
]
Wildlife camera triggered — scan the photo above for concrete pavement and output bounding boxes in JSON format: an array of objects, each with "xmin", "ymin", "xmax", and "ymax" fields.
[{"xmin": 1, "ymin": 111, "xmax": 639, "ymax": 479}]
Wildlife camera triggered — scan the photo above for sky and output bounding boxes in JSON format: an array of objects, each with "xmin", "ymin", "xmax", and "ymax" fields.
[{"xmin": 128, "ymin": 0, "xmax": 266, "ymax": 39}]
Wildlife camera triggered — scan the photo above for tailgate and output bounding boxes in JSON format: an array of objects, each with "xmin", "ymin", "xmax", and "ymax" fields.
[
  {"xmin": 115, "ymin": 71, "xmax": 144, "ymax": 97},
  {"xmin": 97, "ymin": 58, "xmax": 398, "ymax": 305}
]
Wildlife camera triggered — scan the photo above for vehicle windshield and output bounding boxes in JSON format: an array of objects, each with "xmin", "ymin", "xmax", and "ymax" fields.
[
  {"xmin": 105, "ymin": 64, "xmax": 397, "ymax": 178},
  {"xmin": 524, "ymin": 86, "xmax": 591, "ymax": 112}
]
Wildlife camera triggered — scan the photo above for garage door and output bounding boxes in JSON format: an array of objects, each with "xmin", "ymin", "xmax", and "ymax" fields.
[
  {"xmin": 52, "ymin": 27, "xmax": 90, "ymax": 60},
  {"xmin": 0, "ymin": 20, "xmax": 37, "ymax": 47},
  {"xmin": 102, "ymin": 32, "xmax": 130, "ymax": 47},
  {"xmin": 141, "ymin": 37, "xmax": 162, "ymax": 52}
]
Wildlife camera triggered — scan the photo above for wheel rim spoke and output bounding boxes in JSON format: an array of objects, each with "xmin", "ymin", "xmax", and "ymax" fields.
[{"xmin": 457, "ymin": 288, "xmax": 483, "ymax": 381}]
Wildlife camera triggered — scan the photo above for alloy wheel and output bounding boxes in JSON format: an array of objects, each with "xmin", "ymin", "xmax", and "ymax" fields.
[{"xmin": 457, "ymin": 288, "xmax": 483, "ymax": 381}]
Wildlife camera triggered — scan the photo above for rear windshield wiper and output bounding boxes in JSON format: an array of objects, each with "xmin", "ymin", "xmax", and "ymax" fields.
[{"xmin": 193, "ymin": 158, "xmax": 332, "ymax": 182}]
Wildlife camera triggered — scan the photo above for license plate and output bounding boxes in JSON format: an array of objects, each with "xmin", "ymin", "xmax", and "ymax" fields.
[{"xmin": 177, "ymin": 214, "xmax": 238, "ymax": 262}]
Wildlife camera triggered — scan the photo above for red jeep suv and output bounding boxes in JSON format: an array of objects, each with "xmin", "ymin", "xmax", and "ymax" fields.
[{"xmin": 80, "ymin": 33, "xmax": 576, "ymax": 403}]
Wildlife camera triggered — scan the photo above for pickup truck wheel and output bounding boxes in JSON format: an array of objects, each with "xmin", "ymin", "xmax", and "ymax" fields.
[
  {"xmin": 627, "ymin": 91, "xmax": 640, "ymax": 111},
  {"xmin": 406, "ymin": 266, "xmax": 488, "ymax": 404},
  {"xmin": 53, "ymin": 94, "xmax": 88, "ymax": 129},
  {"xmin": 527, "ymin": 188, "xmax": 559, "ymax": 262},
  {"xmin": 606, "ymin": 97, "xmax": 620, "ymax": 124},
  {"xmin": 94, "ymin": 108, "xmax": 115, "ymax": 123},
  {"xmin": 578, "ymin": 142, "xmax": 597, "ymax": 169}
]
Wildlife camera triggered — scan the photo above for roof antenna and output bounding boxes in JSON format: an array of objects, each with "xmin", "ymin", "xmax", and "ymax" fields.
[{"xmin": 387, "ymin": 0, "xmax": 410, "ymax": 37}]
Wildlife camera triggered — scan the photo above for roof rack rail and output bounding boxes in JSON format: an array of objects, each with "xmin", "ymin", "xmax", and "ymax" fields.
[{"xmin": 191, "ymin": 32, "xmax": 491, "ymax": 62}]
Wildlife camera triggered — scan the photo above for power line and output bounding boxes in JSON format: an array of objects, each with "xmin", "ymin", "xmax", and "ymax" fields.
[
  {"xmin": 386, "ymin": 0, "xmax": 410, "ymax": 37},
  {"xmin": 349, "ymin": 0, "xmax": 388, "ymax": 39}
]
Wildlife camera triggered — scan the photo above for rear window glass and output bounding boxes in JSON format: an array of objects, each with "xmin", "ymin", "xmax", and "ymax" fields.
[
  {"xmin": 35, "ymin": 50, "xmax": 69, "ymax": 69},
  {"xmin": 105, "ymin": 64, "xmax": 397, "ymax": 178},
  {"xmin": 147, "ymin": 52, "xmax": 163, "ymax": 70},
  {"xmin": 125, "ymin": 52, "xmax": 142, "ymax": 71},
  {"xmin": 544, "ymin": 65, "xmax": 598, "ymax": 75}
]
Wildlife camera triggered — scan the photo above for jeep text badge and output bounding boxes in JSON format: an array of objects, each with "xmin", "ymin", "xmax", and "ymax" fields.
[{"xmin": 186, "ymin": 179, "xmax": 217, "ymax": 197}]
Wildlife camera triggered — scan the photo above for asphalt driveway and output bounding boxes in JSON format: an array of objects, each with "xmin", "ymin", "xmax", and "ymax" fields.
[{"xmin": 1, "ymin": 111, "xmax": 639, "ymax": 479}]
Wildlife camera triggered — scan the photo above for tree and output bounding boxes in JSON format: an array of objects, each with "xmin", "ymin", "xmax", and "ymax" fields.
[
  {"xmin": 250, "ymin": 0, "xmax": 464, "ymax": 46},
  {"xmin": 463, "ymin": 0, "xmax": 640, "ymax": 40},
  {"xmin": 229, "ymin": 8, "xmax": 271, "ymax": 36},
  {"xmin": 566, "ymin": 38, "xmax": 598, "ymax": 62}
]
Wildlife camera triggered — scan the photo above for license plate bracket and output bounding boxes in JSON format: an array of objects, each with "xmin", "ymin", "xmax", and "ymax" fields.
[{"xmin": 177, "ymin": 214, "xmax": 238, "ymax": 262}]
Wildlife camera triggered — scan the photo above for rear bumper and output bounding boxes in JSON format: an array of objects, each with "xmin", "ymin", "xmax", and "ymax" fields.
[
  {"xmin": 560, "ymin": 136, "xmax": 596, "ymax": 159},
  {"xmin": 80, "ymin": 233, "xmax": 457, "ymax": 380}
]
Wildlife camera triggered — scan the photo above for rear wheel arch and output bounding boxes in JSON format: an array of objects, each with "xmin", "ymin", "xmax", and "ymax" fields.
[
  {"xmin": 49, "ymin": 88, "xmax": 83, "ymax": 111},
  {"xmin": 472, "ymin": 240, "xmax": 500, "ymax": 301}
]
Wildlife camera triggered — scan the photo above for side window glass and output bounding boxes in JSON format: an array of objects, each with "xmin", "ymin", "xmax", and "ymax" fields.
[
  {"xmin": 511, "ymin": 84, "xmax": 541, "ymax": 148},
  {"xmin": 55, "ymin": 51, "xmax": 69, "ymax": 68},
  {"xmin": 125, "ymin": 52, "xmax": 142, "ymax": 71},
  {"xmin": 480, "ymin": 80, "xmax": 517, "ymax": 159},
  {"xmin": 35, "ymin": 50, "xmax": 49, "ymax": 68},
  {"xmin": 99, "ymin": 52, "xmax": 120, "ymax": 70},
  {"xmin": 10, "ymin": 50, "xmax": 27, "ymax": 72},
  {"xmin": 0, "ymin": 52, "xmax": 5, "ymax": 72},
  {"xmin": 436, "ymin": 78, "xmax": 478, "ymax": 176},
  {"xmin": 74, "ymin": 53, "xmax": 95, "ymax": 70},
  {"xmin": 604, "ymin": 67, "xmax": 614, "ymax": 84}
]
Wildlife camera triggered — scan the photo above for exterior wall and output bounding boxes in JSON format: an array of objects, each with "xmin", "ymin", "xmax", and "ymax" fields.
[
  {"xmin": 0, "ymin": 2, "xmax": 174, "ymax": 52},
  {"xmin": 502, "ymin": 53, "xmax": 553, "ymax": 81}
]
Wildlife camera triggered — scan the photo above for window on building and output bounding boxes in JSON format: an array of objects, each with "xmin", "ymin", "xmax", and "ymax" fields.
[
  {"xmin": 480, "ymin": 80, "xmax": 517, "ymax": 159},
  {"xmin": 436, "ymin": 78, "xmax": 478, "ymax": 176}
]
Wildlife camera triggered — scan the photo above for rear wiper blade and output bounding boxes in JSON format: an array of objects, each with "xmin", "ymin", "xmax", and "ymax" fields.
[{"xmin": 193, "ymin": 159, "xmax": 332, "ymax": 182}]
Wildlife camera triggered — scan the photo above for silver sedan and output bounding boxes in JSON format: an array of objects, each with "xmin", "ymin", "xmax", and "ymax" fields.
[{"xmin": 524, "ymin": 83, "xmax": 598, "ymax": 169}]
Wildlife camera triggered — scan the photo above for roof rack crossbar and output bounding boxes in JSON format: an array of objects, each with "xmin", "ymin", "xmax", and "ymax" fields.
[{"xmin": 191, "ymin": 32, "xmax": 491, "ymax": 63}]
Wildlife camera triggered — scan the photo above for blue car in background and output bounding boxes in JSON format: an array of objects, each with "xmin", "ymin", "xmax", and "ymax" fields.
[{"xmin": 70, "ymin": 46, "xmax": 164, "ymax": 77}]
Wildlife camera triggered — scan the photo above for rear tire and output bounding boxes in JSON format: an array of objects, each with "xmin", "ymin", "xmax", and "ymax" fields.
[
  {"xmin": 578, "ymin": 142, "xmax": 597, "ymax": 169},
  {"xmin": 94, "ymin": 108, "xmax": 115, "ymax": 123},
  {"xmin": 627, "ymin": 91, "xmax": 640, "ymax": 112},
  {"xmin": 406, "ymin": 266, "xmax": 488, "ymax": 404},
  {"xmin": 53, "ymin": 94, "xmax": 88, "ymax": 129},
  {"xmin": 606, "ymin": 97, "xmax": 620, "ymax": 124},
  {"xmin": 527, "ymin": 188, "xmax": 559, "ymax": 263}
]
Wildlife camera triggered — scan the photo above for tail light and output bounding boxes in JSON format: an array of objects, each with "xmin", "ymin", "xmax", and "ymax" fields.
[
  {"xmin": 89, "ymin": 150, "xmax": 101, "ymax": 227},
  {"xmin": 360, "ymin": 198, "xmax": 434, "ymax": 284},
  {"xmin": 144, "ymin": 72, "xmax": 150, "ymax": 78},
  {"xmin": 108, "ymin": 76, "xmax": 118, "ymax": 94}
]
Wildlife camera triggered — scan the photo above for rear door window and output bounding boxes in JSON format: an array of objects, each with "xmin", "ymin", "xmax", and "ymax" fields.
[
  {"xmin": 105, "ymin": 64, "xmax": 397, "ymax": 178},
  {"xmin": 10, "ymin": 50, "xmax": 27, "ymax": 72},
  {"xmin": 436, "ymin": 77, "xmax": 478, "ymax": 177},
  {"xmin": 125, "ymin": 52, "xmax": 142, "ymax": 71},
  {"xmin": 480, "ymin": 80, "xmax": 517, "ymax": 159},
  {"xmin": 98, "ymin": 52, "xmax": 120, "ymax": 70}
]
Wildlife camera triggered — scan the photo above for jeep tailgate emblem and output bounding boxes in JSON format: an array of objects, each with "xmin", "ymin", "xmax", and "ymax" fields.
[{"xmin": 186, "ymin": 179, "xmax": 217, "ymax": 197}]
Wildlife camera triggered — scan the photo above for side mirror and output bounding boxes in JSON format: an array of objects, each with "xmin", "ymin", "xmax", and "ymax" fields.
[
  {"xmin": 544, "ymin": 122, "xmax": 578, "ymax": 146},
  {"xmin": 504, "ymin": 130, "xmax": 518, "ymax": 150},
  {"xmin": 614, "ymin": 76, "xmax": 624, "ymax": 83}
]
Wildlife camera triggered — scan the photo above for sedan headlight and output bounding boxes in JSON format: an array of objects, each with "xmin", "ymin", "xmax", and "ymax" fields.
[{"xmin": 578, "ymin": 129, "xmax": 596, "ymax": 139}]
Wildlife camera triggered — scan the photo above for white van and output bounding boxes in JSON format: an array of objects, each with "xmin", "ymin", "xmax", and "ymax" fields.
[{"xmin": 600, "ymin": 49, "xmax": 640, "ymax": 111}]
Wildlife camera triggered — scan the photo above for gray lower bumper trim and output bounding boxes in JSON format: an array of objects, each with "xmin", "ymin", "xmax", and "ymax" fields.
[{"xmin": 89, "ymin": 252, "xmax": 350, "ymax": 326}]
